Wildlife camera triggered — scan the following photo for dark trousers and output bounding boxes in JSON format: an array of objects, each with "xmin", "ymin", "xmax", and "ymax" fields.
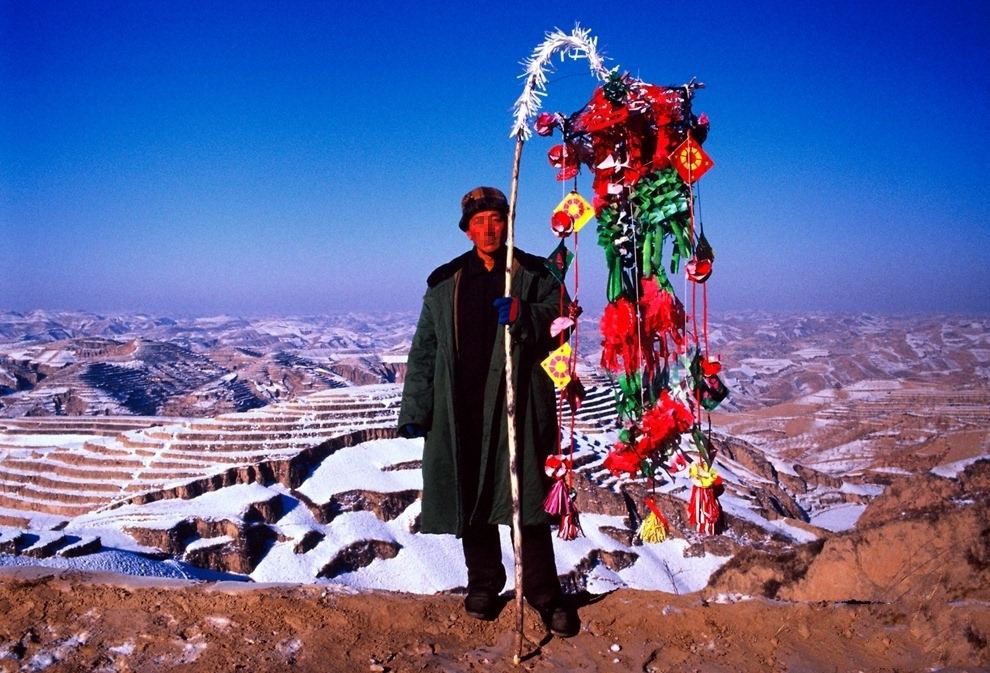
[{"xmin": 461, "ymin": 521, "xmax": 563, "ymax": 609}]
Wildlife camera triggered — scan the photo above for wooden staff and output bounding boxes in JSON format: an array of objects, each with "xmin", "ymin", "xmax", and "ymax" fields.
[
  {"xmin": 503, "ymin": 134, "xmax": 525, "ymax": 665},
  {"xmin": 504, "ymin": 25, "xmax": 608, "ymax": 665}
]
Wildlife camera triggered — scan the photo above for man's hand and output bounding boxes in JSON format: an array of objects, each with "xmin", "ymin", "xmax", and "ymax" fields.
[
  {"xmin": 493, "ymin": 296, "xmax": 521, "ymax": 325},
  {"xmin": 399, "ymin": 423, "xmax": 426, "ymax": 439}
]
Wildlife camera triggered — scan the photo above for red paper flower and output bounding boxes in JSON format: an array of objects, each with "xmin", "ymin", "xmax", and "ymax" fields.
[
  {"xmin": 544, "ymin": 454, "xmax": 571, "ymax": 479},
  {"xmin": 635, "ymin": 391, "xmax": 694, "ymax": 457},
  {"xmin": 603, "ymin": 442, "xmax": 641, "ymax": 477}
]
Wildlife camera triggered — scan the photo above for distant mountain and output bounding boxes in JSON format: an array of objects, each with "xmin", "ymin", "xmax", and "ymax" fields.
[
  {"xmin": 0, "ymin": 310, "xmax": 416, "ymax": 417},
  {"xmin": 3, "ymin": 309, "xmax": 987, "ymax": 419}
]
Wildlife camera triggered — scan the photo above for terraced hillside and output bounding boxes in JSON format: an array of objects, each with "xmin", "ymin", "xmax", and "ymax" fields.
[
  {"xmin": 0, "ymin": 385, "xmax": 402, "ymax": 520},
  {"xmin": 0, "ymin": 375, "xmax": 921, "ymax": 596}
]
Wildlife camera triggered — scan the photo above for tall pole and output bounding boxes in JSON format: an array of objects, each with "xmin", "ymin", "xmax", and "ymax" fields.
[
  {"xmin": 503, "ymin": 26, "xmax": 607, "ymax": 664},
  {"xmin": 503, "ymin": 134, "xmax": 526, "ymax": 666}
]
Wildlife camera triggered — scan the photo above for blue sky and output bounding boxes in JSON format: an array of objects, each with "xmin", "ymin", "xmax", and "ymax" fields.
[{"xmin": 2, "ymin": 0, "xmax": 988, "ymax": 317}]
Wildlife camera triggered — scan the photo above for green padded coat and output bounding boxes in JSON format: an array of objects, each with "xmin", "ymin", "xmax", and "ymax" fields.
[{"xmin": 397, "ymin": 247, "xmax": 569, "ymax": 537}]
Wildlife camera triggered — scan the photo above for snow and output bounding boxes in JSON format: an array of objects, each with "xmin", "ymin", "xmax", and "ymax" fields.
[
  {"xmin": 793, "ymin": 388, "xmax": 838, "ymax": 405},
  {"xmin": 185, "ymin": 535, "xmax": 234, "ymax": 551},
  {"xmin": 930, "ymin": 455, "xmax": 990, "ymax": 479},
  {"xmin": 19, "ymin": 530, "xmax": 66, "ymax": 552},
  {"xmin": 970, "ymin": 348, "xmax": 990, "ymax": 362},
  {"xmin": 804, "ymin": 440, "xmax": 876, "ymax": 475},
  {"xmin": 0, "ymin": 550, "xmax": 245, "ymax": 581},
  {"xmin": 763, "ymin": 455, "xmax": 799, "ymax": 477},
  {"xmin": 108, "ymin": 641, "xmax": 135, "ymax": 655},
  {"xmin": 791, "ymin": 347, "xmax": 829, "ymax": 359},
  {"xmin": 870, "ymin": 466, "xmax": 913, "ymax": 475},
  {"xmin": 738, "ymin": 358, "xmax": 795, "ymax": 375},
  {"xmin": 0, "ymin": 434, "xmax": 97, "ymax": 448},
  {"xmin": 839, "ymin": 482, "xmax": 886, "ymax": 496},
  {"xmin": 905, "ymin": 333, "xmax": 930, "ymax": 358},
  {"xmin": 70, "ymin": 482, "xmax": 278, "ymax": 547},
  {"xmin": 613, "ymin": 535, "xmax": 731, "ymax": 593},
  {"xmin": 810, "ymin": 504, "xmax": 867, "ymax": 532},
  {"xmin": 295, "ymin": 437, "xmax": 422, "ymax": 503},
  {"xmin": 709, "ymin": 592, "xmax": 755, "ymax": 604},
  {"xmin": 843, "ymin": 379, "xmax": 902, "ymax": 400},
  {"xmin": 718, "ymin": 493, "xmax": 820, "ymax": 543}
]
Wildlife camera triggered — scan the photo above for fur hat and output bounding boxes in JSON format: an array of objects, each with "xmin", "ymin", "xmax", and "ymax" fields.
[{"xmin": 459, "ymin": 186, "xmax": 509, "ymax": 231}]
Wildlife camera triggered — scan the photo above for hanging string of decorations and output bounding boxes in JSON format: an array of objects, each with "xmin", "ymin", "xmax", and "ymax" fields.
[{"xmin": 534, "ymin": 67, "xmax": 731, "ymax": 542}]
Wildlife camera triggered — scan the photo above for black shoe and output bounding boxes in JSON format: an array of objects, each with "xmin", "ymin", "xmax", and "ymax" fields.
[
  {"xmin": 464, "ymin": 590, "xmax": 499, "ymax": 621},
  {"xmin": 537, "ymin": 602, "xmax": 580, "ymax": 638}
]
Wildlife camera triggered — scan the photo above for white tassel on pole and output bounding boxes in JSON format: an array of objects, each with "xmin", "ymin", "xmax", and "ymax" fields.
[{"xmin": 509, "ymin": 24, "xmax": 609, "ymax": 141}]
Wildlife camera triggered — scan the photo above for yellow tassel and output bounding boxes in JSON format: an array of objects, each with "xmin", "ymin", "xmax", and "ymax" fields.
[{"xmin": 637, "ymin": 511, "xmax": 668, "ymax": 544}]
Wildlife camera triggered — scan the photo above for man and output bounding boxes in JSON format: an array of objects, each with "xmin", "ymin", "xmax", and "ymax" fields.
[{"xmin": 397, "ymin": 186, "xmax": 580, "ymax": 637}]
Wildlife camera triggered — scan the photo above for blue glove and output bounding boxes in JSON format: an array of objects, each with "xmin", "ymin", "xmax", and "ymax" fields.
[
  {"xmin": 399, "ymin": 423, "xmax": 426, "ymax": 439},
  {"xmin": 493, "ymin": 296, "xmax": 521, "ymax": 325}
]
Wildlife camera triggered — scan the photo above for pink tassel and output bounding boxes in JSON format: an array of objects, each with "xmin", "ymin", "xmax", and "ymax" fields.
[
  {"xmin": 558, "ymin": 511, "xmax": 583, "ymax": 540},
  {"xmin": 543, "ymin": 478, "xmax": 570, "ymax": 516}
]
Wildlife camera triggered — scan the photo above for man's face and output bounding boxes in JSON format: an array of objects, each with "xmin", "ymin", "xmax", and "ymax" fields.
[{"xmin": 465, "ymin": 209, "xmax": 507, "ymax": 254}]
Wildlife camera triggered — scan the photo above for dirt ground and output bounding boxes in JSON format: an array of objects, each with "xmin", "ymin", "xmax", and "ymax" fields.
[{"xmin": 0, "ymin": 567, "xmax": 987, "ymax": 673}]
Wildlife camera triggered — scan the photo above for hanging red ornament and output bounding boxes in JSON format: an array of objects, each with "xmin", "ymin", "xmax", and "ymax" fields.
[
  {"xmin": 544, "ymin": 453, "xmax": 571, "ymax": 479},
  {"xmin": 551, "ymin": 210, "xmax": 574, "ymax": 237},
  {"xmin": 639, "ymin": 277, "xmax": 685, "ymax": 364},
  {"xmin": 688, "ymin": 463, "xmax": 723, "ymax": 535},
  {"xmin": 534, "ymin": 112, "xmax": 559, "ymax": 137},
  {"xmin": 686, "ymin": 230, "xmax": 715, "ymax": 282},
  {"xmin": 558, "ymin": 511, "xmax": 582, "ymax": 540},
  {"xmin": 548, "ymin": 144, "xmax": 580, "ymax": 181},
  {"xmin": 543, "ymin": 478, "xmax": 570, "ymax": 515},
  {"xmin": 600, "ymin": 298, "xmax": 640, "ymax": 374}
]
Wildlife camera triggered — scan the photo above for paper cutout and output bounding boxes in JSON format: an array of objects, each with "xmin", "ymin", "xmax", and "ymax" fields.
[
  {"xmin": 553, "ymin": 192, "xmax": 594, "ymax": 232},
  {"xmin": 669, "ymin": 134, "xmax": 713, "ymax": 184},
  {"xmin": 540, "ymin": 342, "xmax": 573, "ymax": 389}
]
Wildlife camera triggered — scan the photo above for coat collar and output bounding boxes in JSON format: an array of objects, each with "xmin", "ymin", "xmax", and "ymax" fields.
[{"xmin": 452, "ymin": 253, "xmax": 522, "ymax": 358}]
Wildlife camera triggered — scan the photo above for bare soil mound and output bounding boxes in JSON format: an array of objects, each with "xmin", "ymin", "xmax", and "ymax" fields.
[
  {"xmin": 706, "ymin": 461, "xmax": 990, "ymax": 605},
  {"xmin": 0, "ymin": 567, "xmax": 986, "ymax": 673}
]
